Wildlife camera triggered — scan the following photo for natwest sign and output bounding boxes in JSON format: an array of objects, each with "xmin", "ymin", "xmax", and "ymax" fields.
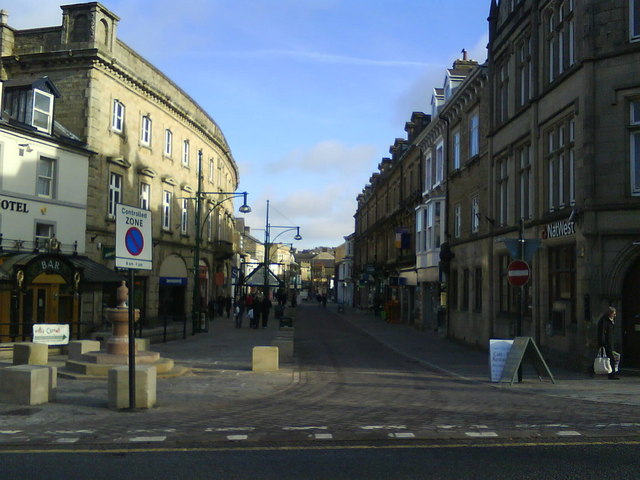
[{"xmin": 541, "ymin": 219, "xmax": 575, "ymax": 239}]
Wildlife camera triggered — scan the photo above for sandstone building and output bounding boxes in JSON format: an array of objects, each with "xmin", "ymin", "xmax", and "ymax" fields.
[
  {"xmin": 354, "ymin": 0, "xmax": 640, "ymax": 371},
  {"xmin": 0, "ymin": 2, "xmax": 243, "ymax": 337}
]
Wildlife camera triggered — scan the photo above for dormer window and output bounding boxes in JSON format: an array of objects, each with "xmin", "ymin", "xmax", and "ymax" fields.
[
  {"xmin": 2, "ymin": 77, "xmax": 60, "ymax": 135},
  {"xmin": 33, "ymin": 90, "xmax": 54, "ymax": 133}
]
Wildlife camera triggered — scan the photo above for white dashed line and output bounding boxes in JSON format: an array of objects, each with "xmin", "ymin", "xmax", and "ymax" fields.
[
  {"xmin": 55, "ymin": 438, "xmax": 79, "ymax": 444},
  {"xmin": 206, "ymin": 427, "xmax": 255, "ymax": 432},
  {"xmin": 360, "ymin": 425, "xmax": 407, "ymax": 430},
  {"xmin": 283, "ymin": 426, "xmax": 328, "ymax": 431},
  {"xmin": 227, "ymin": 435, "xmax": 248, "ymax": 441},
  {"xmin": 129, "ymin": 436, "xmax": 167, "ymax": 442},
  {"xmin": 465, "ymin": 432, "xmax": 499, "ymax": 438},
  {"xmin": 389, "ymin": 432, "xmax": 415, "ymax": 439},
  {"xmin": 0, "ymin": 431, "xmax": 22, "ymax": 434},
  {"xmin": 314, "ymin": 433, "xmax": 333, "ymax": 440},
  {"xmin": 556, "ymin": 431, "xmax": 581, "ymax": 436}
]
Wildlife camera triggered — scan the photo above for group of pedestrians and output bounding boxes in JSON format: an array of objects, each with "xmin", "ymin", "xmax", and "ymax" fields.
[{"xmin": 233, "ymin": 293, "xmax": 272, "ymax": 329}]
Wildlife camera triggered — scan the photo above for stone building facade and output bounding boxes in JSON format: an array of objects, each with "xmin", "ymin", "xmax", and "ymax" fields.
[
  {"xmin": 354, "ymin": 112, "xmax": 429, "ymax": 323},
  {"xmin": 0, "ymin": 3, "xmax": 242, "ymax": 333},
  {"xmin": 353, "ymin": 0, "xmax": 640, "ymax": 372}
]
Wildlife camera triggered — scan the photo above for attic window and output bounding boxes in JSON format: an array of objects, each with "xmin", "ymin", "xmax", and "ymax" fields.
[{"xmin": 33, "ymin": 90, "xmax": 54, "ymax": 133}]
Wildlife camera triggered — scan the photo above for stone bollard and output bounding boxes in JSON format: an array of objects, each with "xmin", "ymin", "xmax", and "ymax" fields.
[
  {"xmin": 0, "ymin": 365, "xmax": 50, "ymax": 405},
  {"xmin": 68, "ymin": 340, "xmax": 101, "ymax": 361},
  {"xmin": 108, "ymin": 365, "xmax": 157, "ymax": 409},
  {"xmin": 252, "ymin": 346, "xmax": 279, "ymax": 372},
  {"xmin": 13, "ymin": 342, "xmax": 48, "ymax": 366}
]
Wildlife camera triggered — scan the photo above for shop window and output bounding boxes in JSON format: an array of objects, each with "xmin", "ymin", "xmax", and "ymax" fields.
[
  {"xmin": 549, "ymin": 245, "xmax": 576, "ymax": 334},
  {"xmin": 474, "ymin": 267, "xmax": 482, "ymax": 312},
  {"xmin": 461, "ymin": 268, "xmax": 470, "ymax": 311}
]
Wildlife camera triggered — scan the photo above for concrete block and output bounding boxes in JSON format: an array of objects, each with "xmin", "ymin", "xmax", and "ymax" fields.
[
  {"xmin": 252, "ymin": 346, "xmax": 279, "ymax": 372},
  {"xmin": 0, "ymin": 365, "xmax": 49, "ymax": 405},
  {"xmin": 68, "ymin": 340, "xmax": 101, "ymax": 361},
  {"xmin": 13, "ymin": 342, "xmax": 48, "ymax": 366},
  {"xmin": 135, "ymin": 338, "xmax": 150, "ymax": 351},
  {"xmin": 108, "ymin": 365, "xmax": 157, "ymax": 409}
]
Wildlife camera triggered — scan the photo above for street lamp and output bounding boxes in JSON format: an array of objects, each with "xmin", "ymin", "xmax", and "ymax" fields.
[
  {"xmin": 190, "ymin": 149, "xmax": 250, "ymax": 335},
  {"xmin": 262, "ymin": 200, "xmax": 302, "ymax": 300}
]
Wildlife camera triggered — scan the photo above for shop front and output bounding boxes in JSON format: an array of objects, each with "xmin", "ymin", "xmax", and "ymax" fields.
[{"xmin": 0, "ymin": 252, "xmax": 123, "ymax": 342}]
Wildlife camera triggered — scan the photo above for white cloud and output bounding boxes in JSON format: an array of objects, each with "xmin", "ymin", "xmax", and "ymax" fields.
[{"xmin": 270, "ymin": 140, "xmax": 377, "ymax": 175}]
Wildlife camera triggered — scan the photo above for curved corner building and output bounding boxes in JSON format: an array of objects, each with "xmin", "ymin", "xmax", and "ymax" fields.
[{"xmin": 0, "ymin": 2, "xmax": 241, "ymax": 335}]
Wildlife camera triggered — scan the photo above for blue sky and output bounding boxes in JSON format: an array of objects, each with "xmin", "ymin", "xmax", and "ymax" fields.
[{"xmin": 4, "ymin": 0, "xmax": 490, "ymax": 250}]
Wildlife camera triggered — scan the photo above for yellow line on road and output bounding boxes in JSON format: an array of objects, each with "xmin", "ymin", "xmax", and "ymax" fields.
[{"xmin": 1, "ymin": 439, "xmax": 640, "ymax": 455}]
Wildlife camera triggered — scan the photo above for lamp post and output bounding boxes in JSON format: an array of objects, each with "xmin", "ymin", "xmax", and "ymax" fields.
[
  {"xmin": 191, "ymin": 150, "xmax": 250, "ymax": 335},
  {"xmin": 262, "ymin": 200, "xmax": 302, "ymax": 301}
]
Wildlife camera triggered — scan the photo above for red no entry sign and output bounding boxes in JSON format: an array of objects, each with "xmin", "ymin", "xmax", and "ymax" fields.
[{"xmin": 507, "ymin": 260, "xmax": 530, "ymax": 287}]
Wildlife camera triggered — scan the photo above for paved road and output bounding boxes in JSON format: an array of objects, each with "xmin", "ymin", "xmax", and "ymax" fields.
[
  {"xmin": 1, "ymin": 304, "xmax": 640, "ymax": 447},
  {"xmin": 2, "ymin": 443, "xmax": 640, "ymax": 480}
]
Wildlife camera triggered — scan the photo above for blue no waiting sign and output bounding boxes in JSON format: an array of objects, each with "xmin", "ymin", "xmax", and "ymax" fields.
[{"xmin": 115, "ymin": 204, "xmax": 153, "ymax": 270}]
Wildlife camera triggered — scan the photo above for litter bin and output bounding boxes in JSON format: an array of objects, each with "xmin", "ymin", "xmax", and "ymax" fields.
[{"xmin": 279, "ymin": 316, "xmax": 293, "ymax": 328}]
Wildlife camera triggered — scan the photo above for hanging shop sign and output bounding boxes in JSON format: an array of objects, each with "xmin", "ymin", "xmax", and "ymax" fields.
[{"xmin": 541, "ymin": 219, "xmax": 575, "ymax": 239}]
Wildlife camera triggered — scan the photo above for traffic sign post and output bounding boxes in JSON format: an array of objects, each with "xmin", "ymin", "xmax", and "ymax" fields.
[
  {"xmin": 507, "ymin": 260, "xmax": 530, "ymax": 287},
  {"xmin": 115, "ymin": 205, "xmax": 152, "ymax": 271},
  {"xmin": 115, "ymin": 204, "xmax": 153, "ymax": 409}
]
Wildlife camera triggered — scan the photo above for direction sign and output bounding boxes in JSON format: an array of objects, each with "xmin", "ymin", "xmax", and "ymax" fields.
[
  {"xmin": 507, "ymin": 260, "xmax": 530, "ymax": 287},
  {"xmin": 33, "ymin": 324, "xmax": 69, "ymax": 345},
  {"xmin": 115, "ymin": 204, "xmax": 153, "ymax": 270}
]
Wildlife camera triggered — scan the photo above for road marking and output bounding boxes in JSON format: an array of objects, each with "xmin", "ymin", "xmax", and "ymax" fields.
[
  {"xmin": 314, "ymin": 433, "xmax": 333, "ymax": 440},
  {"xmin": 283, "ymin": 426, "xmax": 328, "ymax": 431},
  {"xmin": 360, "ymin": 425, "xmax": 406, "ymax": 430},
  {"xmin": 465, "ymin": 432, "xmax": 498, "ymax": 437},
  {"xmin": 129, "ymin": 436, "xmax": 167, "ymax": 442},
  {"xmin": 227, "ymin": 435, "xmax": 248, "ymax": 441},
  {"xmin": 4, "ymin": 439, "xmax": 640, "ymax": 454},
  {"xmin": 55, "ymin": 438, "xmax": 79, "ymax": 444},
  {"xmin": 436, "ymin": 425, "xmax": 456, "ymax": 430},
  {"xmin": 0, "ymin": 431, "xmax": 22, "ymax": 434},
  {"xmin": 206, "ymin": 427, "xmax": 255, "ymax": 432},
  {"xmin": 389, "ymin": 432, "xmax": 415, "ymax": 439},
  {"xmin": 45, "ymin": 430, "xmax": 95, "ymax": 435},
  {"xmin": 556, "ymin": 431, "xmax": 581, "ymax": 436}
]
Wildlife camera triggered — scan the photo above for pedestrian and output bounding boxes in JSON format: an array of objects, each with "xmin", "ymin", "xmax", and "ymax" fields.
[
  {"xmin": 597, "ymin": 306, "xmax": 620, "ymax": 380},
  {"xmin": 233, "ymin": 301, "xmax": 242, "ymax": 328},
  {"xmin": 225, "ymin": 296, "xmax": 232, "ymax": 319},
  {"xmin": 250, "ymin": 296, "xmax": 261, "ymax": 329},
  {"xmin": 262, "ymin": 296, "xmax": 272, "ymax": 328},
  {"xmin": 247, "ymin": 307, "xmax": 255, "ymax": 329},
  {"xmin": 216, "ymin": 295, "xmax": 225, "ymax": 317},
  {"xmin": 207, "ymin": 298, "xmax": 216, "ymax": 322}
]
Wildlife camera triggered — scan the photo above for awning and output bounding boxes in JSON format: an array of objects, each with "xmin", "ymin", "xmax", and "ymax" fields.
[
  {"xmin": 69, "ymin": 256, "xmax": 125, "ymax": 283},
  {"xmin": 399, "ymin": 269, "xmax": 417, "ymax": 286},
  {"xmin": 243, "ymin": 265, "xmax": 280, "ymax": 287},
  {"xmin": 0, "ymin": 253, "xmax": 124, "ymax": 285}
]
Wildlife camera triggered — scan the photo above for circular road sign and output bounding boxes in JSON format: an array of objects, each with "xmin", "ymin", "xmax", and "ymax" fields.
[
  {"xmin": 124, "ymin": 227, "xmax": 144, "ymax": 256},
  {"xmin": 507, "ymin": 260, "xmax": 530, "ymax": 287}
]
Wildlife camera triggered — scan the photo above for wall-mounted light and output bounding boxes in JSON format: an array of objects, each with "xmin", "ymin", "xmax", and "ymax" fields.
[{"xmin": 18, "ymin": 143, "xmax": 33, "ymax": 152}]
